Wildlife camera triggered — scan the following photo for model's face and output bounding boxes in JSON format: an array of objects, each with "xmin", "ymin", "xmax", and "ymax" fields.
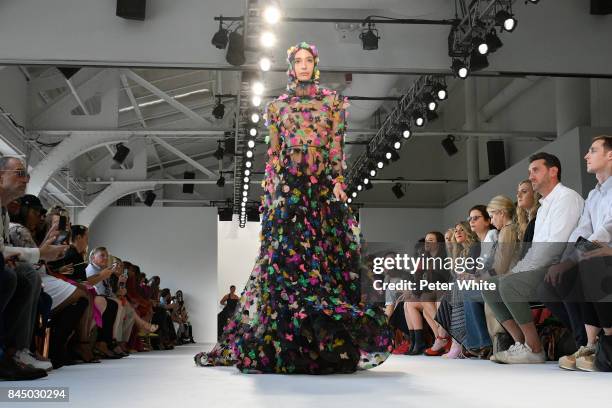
[
  {"xmin": 516, "ymin": 182, "xmax": 535, "ymax": 209},
  {"xmin": 585, "ymin": 140, "xmax": 611, "ymax": 174},
  {"xmin": 293, "ymin": 49, "xmax": 315, "ymax": 82},
  {"xmin": 528, "ymin": 159, "xmax": 555, "ymax": 194},
  {"xmin": 468, "ymin": 209, "xmax": 489, "ymax": 234},
  {"xmin": 454, "ymin": 225, "xmax": 466, "ymax": 243}
]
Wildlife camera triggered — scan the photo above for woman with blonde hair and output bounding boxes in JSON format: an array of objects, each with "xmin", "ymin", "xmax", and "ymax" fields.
[{"xmin": 516, "ymin": 179, "xmax": 541, "ymax": 242}]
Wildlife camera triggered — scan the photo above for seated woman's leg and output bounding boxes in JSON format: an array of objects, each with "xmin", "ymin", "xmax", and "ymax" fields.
[
  {"xmin": 463, "ymin": 297, "xmax": 492, "ymax": 352},
  {"xmin": 482, "ymin": 275, "xmax": 524, "ymax": 344},
  {"xmin": 404, "ymin": 302, "xmax": 426, "ymax": 354}
]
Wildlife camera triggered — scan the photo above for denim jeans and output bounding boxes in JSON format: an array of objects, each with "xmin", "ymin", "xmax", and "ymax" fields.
[{"xmin": 463, "ymin": 289, "xmax": 492, "ymax": 349}]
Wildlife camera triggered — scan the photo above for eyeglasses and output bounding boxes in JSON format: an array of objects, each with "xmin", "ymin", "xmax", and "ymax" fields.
[
  {"xmin": 0, "ymin": 169, "xmax": 30, "ymax": 178},
  {"xmin": 467, "ymin": 215, "xmax": 482, "ymax": 222}
]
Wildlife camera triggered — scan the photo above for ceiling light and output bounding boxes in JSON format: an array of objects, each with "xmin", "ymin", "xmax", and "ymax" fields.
[
  {"xmin": 451, "ymin": 58, "xmax": 469, "ymax": 79},
  {"xmin": 469, "ymin": 48, "xmax": 489, "ymax": 72},
  {"xmin": 413, "ymin": 111, "xmax": 425, "ymax": 127},
  {"xmin": 250, "ymin": 112, "xmax": 260, "ymax": 123},
  {"xmin": 249, "ymin": 128, "xmax": 258, "ymax": 137},
  {"xmin": 263, "ymin": 5, "xmax": 281, "ymax": 24},
  {"xmin": 259, "ymin": 57, "xmax": 271, "ymax": 71},
  {"xmin": 495, "ymin": 10, "xmax": 517, "ymax": 32},
  {"xmin": 226, "ymin": 30, "xmax": 245, "ymax": 66},
  {"xmin": 244, "ymin": 176, "xmax": 249, "ymax": 183},
  {"xmin": 245, "ymin": 161, "xmax": 252, "ymax": 168},
  {"xmin": 246, "ymin": 150, "xmax": 253, "ymax": 158},
  {"xmin": 260, "ymin": 31, "xmax": 276, "ymax": 48},
  {"xmin": 252, "ymin": 81, "xmax": 264, "ymax": 95},
  {"xmin": 433, "ymin": 83, "xmax": 448, "ymax": 100},
  {"xmin": 359, "ymin": 23, "xmax": 380, "ymax": 50},
  {"xmin": 247, "ymin": 140, "xmax": 255, "ymax": 148},
  {"xmin": 485, "ymin": 29, "xmax": 503, "ymax": 53},
  {"xmin": 251, "ymin": 95, "xmax": 262, "ymax": 107},
  {"xmin": 244, "ymin": 169, "xmax": 251, "ymax": 176}
]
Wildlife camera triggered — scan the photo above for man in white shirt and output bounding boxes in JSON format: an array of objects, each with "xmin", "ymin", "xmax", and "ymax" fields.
[
  {"xmin": 0, "ymin": 156, "xmax": 67, "ymax": 372},
  {"xmin": 483, "ymin": 152, "xmax": 584, "ymax": 364},
  {"xmin": 538, "ymin": 135, "xmax": 612, "ymax": 371}
]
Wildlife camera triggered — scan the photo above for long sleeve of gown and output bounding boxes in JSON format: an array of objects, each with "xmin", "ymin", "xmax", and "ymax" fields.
[{"xmin": 330, "ymin": 95, "xmax": 349, "ymax": 185}]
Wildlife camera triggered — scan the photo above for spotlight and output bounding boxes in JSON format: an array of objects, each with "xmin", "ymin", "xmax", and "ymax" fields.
[
  {"xmin": 252, "ymin": 81, "xmax": 264, "ymax": 95},
  {"xmin": 422, "ymin": 93, "xmax": 437, "ymax": 111},
  {"xmin": 393, "ymin": 140, "xmax": 401, "ymax": 150},
  {"xmin": 243, "ymin": 183, "xmax": 249, "ymax": 190},
  {"xmin": 245, "ymin": 161, "xmax": 252, "ymax": 168},
  {"xmin": 485, "ymin": 29, "xmax": 503, "ymax": 53},
  {"xmin": 357, "ymin": 185, "xmax": 363, "ymax": 191},
  {"xmin": 473, "ymin": 36, "xmax": 489, "ymax": 55},
  {"xmin": 359, "ymin": 23, "xmax": 380, "ymax": 50},
  {"xmin": 412, "ymin": 111, "xmax": 425, "ymax": 127},
  {"xmin": 495, "ymin": 10, "xmax": 517, "ymax": 32},
  {"xmin": 385, "ymin": 151, "xmax": 392, "ymax": 160},
  {"xmin": 242, "ymin": 191, "xmax": 248, "ymax": 197},
  {"xmin": 247, "ymin": 140, "xmax": 255, "ymax": 148},
  {"xmin": 369, "ymin": 168, "xmax": 377, "ymax": 177},
  {"xmin": 391, "ymin": 183, "xmax": 404, "ymax": 199},
  {"xmin": 363, "ymin": 177, "xmax": 370, "ymax": 185},
  {"xmin": 469, "ymin": 48, "xmax": 489, "ymax": 72},
  {"xmin": 251, "ymin": 95, "xmax": 262, "ymax": 107},
  {"xmin": 351, "ymin": 191, "xmax": 357, "ymax": 198},
  {"xmin": 441, "ymin": 135, "xmax": 458, "ymax": 156},
  {"xmin": 250, "ymin": 112, "xmax": 260, "ymax": 124},
  {"xmin": 263, "ymin": 4, "xmax": 281, "ymax": 24},
  {"xmin": 112, "ymin": 143, "xmax": 130, "ymax": 165},
  {"xmin": 364, "ymin": 179, "xmax": 373, "ymax": 190},
  {"xmin": 216, "ymin": 176, "xmax": 226, "ymax": 187},
  {"xmin": 242, "ymin": 196, "xmax": 248, "ymax": 203},
  {"xmin": 387, "ymin": 150, "xmax": 400, "ymax": 162},
  {"xmin": 399, "ymin": 123, "xmax": 412, "ymax": 139},
  {"xmin": 246, "ymin": 150, "xmax": 253, "ymax": 158},
  {"xmin": 244, "ymin": 169, "xmax": 251, "ymax": 176},
  {"xmin": 144, "ymin": 190, "xmax": 156, "ymax": 207},
  {"xmin": 376, "ymin": 160, "xmax": 384, "ymax": 169},
  {"xmin": 213, "ymin": 141, "xmax": 224, "ymax": 160},
  {"xmin": 211, "ymin": 20, "xmax": 229, "ymax": 49},
  {"xmin": 259, "ymin": 57, "xmax": 271, "ymax": 72},
  {"xmin": 260, "ymin": 31, "xmax": 276, "ymax": 48},
  {"xmin": 451, "ymin": 58, "xmax": 469, "ymax": 79},
  {"xmin": 433, "ymin": 83, "xmax": 448, "ymax": 101},
  {"xmin": 244, "ymin": 176, "xmax": 249, "ymax": 183},
  {"xmin": 347, "ymin": 198, "xmax": 352, "ymax": 203},
  {"xmin": 249, "ymin": 128, "xmax": 257, "ymax": 137},
  {"xmin": 212, "ymin": 98, "xmax": 225, "ymax": 119},
  {"xmin": 226, "ymin": 30, "xmax": 246, "ymax": 66}
]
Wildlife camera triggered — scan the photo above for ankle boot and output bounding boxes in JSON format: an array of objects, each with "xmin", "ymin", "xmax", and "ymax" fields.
[
  {"xmin": 405, "ymin": 330, "xmax": 415, "ymax": 355},
  {"xmin": 409, "ymin": 330, "xmax": 426, "ymax": 355}
]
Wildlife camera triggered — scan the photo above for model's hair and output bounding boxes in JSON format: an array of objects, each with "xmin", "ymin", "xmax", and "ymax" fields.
[
  {"xmin": 516, "ymin": 179, "xmax": 541, "ymax": 240},
  {"xmin": 529, "ymin": 152, "xmax": 562, "ymax": 181},
  {"xmin": 592, "ymin": 135, "xmax": 612, "ymax": 151}
]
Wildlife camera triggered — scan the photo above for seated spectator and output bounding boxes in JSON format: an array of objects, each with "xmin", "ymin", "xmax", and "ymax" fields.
[
  {"xmin": 516, "ymin": 179, "xmax": 541, "ymax": 245},
  {"xmin": 537, "ymin": 135, "xmax": 612, "ymax": 371},
  {"xmin": 483, "ymin": 152, "xmax": 584, "ymax": 364}
]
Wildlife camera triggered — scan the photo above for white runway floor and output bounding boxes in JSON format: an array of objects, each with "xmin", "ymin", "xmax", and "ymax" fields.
[{"xmin": 4, "ymin": 343, "xmax": 609, "ymax": 408}]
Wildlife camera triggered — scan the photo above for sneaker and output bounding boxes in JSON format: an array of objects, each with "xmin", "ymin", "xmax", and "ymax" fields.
[
  {"xmin": 559, "ymin": 345, "xmax": 596, "ymax": 371},
  {"xmin": 490, "ymin": 342, "xmax": 522, "ymax": 363},
  {"xmin": 14, "ymin": 349, "xmax": 53, "ymax": 371},
  {"xmin": 500, "ymin": 343, "xmax": 546, "ymax": 364},
  {"xmin": 576, "ymin": 354, "xmax": 598, "ymax": 372}
]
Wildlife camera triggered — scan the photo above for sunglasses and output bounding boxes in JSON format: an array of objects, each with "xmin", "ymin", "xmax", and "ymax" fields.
[{"xmin": 0, "ymin": 169, "xmax": 29, "ymax": 178}]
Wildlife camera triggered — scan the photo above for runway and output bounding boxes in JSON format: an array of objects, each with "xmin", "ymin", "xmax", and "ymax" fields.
[{"xmin": 4, "ymin": 343, "xmax": 608, "ymax": 407}]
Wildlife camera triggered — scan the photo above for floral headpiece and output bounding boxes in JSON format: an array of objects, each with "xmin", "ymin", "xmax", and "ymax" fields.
[{"xmin": 286, "ymin": 42, "xmax": 320, "ymax": 95}]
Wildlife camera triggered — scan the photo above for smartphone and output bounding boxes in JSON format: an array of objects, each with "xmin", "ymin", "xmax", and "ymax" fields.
[
  {"xmin": 58, "ymin": 215, "xmax": 67, "ymax": 231},
  {"xmin": 54, "ymin": 230, "xmax": 69, "ymax": 245},
  {"xmin": 575, "ymin": 236, "xmax": 601, "ymax": 253}
]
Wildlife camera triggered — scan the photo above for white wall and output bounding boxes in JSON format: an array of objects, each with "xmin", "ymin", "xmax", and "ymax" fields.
[
  {"xmin": 360, "ymin": 207, "xmax": 444, "ymax": 244},
  {"xmin": 217, "ymin": 216, "xmax": 260, "ymax": 310},
  {"xmin": 89, "ymin": 206, "xmax": 218, "ymax": 343}
]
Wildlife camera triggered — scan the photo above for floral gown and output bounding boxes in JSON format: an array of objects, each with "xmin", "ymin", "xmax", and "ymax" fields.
[{"xmin": 195, "ymin": 88, "xmax": 392, "ymax": 374}]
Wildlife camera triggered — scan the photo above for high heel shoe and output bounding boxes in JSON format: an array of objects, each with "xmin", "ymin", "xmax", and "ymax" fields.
[
  {"xmin": 425, "ymin": 336, "xmax": 451, "ymax": 356},
  {"xmin": 442, "ymin": 340, "xmax": 462, "ymax": 359}
]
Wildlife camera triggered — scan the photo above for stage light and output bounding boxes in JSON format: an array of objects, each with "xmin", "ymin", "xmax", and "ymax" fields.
[
  {"xmin": 376, "ymin": 160, "xmax": 384, "ymax": 169},
  {"xmin": 393, "ymin": 140, "xmax": 401, "ymax": 150},
  {"xmin": 392, "ymin": 183, "xmax": 404, "ymax": 199},
  {"xmin": 359, "ymin": 23, "xmax": 380, "ymax": 50},
  {"xmin": 249, "ymin": 128, "xmax": 257, "ymax": 137},
  {"xmin": 357, "ymin": 185, "xmax": 363, "ymax": 191},
  {"xmin": 244, "ymin": 176, "xmax": 249, "ymax": 183},
  {"xmin": 245, "ymin": 161, "xmax": 252, "ymax": 168},
  {"xmin": 242, "ymin": 196, "xmax": 248, "ymax": 203},
  {"xmin": 388, "ymin": 150, "xmax": 400, "ymax": 162},
  {"xmin": 474, "ymin": 36, "xmax": 489, "ymax": 55},
  {"xmin": 495, "ymin": 10, "xmax": 517, "ymax": 32},
  {"xmin": 252, "ymin": 81, "xmax": 264, "ymax": 95},
  {"xmin": 351, "ymin": 191, "xmax": 357, "ymax": 198},
  {"xmin": 485, "ymin": 29, "xmax": 503, "ymax": 53},
  {"xmin": 243, "ymin": 183, "xmax": 249, "ymax": 190},
  {"xmin": 211, "ymin": 20, "xmax": 229, "ymax": 49},
  {"xmin": 213, "ymin": 141, "xmax": 224, "ymax": 160},
  {"xmin": 247, "ymin": 140, "xmax": 255, "ymax": 148},
  {"xmin": 369, "ymin": 168, "xmax": 377, "ymax": 177},
  {"xmin": 451, "ymin": 58, "xmax": 469, "ymax": 79},
  {"xmin": 363, "ymin": 177, "xmax": 370, "ymax": 185},
  {"xmin": 385, "ymin": 151, "xmax": 392, "ymax": 160},
  {"xmin": 422, "ymin": 93, "xmax": 437, "ymax": 111},
  {"xmin": 347, "ymin": 198, "xmax": 352, "ymax": 204},
  {"xmin": 399, "ymin": 123, "xmax": 412, "ymax": 139},
  {"xmin": 433, "ymin": 83, "xmax": 448, "ymax": 100},
  {"xmin": 260, "ymin": 31, "xmax": 276, "ymax": 48},
  {"xmin": 246, "ymin": 150, "xmax": 253, "ymax": 158},
  {"xmin": 259, "ymin": 57, "xmax": 271, "ymax": 71},
  {"xmin": 212, "ymin": 98, "xmax": 225, "ymax": 119},
  {"xmin": 244, "ymin": 169, "xmax": 251, "ymax": 176},
  {"xmin": 112, "ymin": 143, "xmax": 130, "ymax": 165},
  {"xmin": 250, "ymin": 111, "xmax": 261, "ymax": 123},
  {"xmin": 469, "ymin": 48, "xmax": 489, "ymax": 72},
  {"xmin": 442, "ymin": 135, "xmax": 458, "ymax": 156},
  {"xmin": 364, "ymin": 179, "xmax": 373, "ymax": 190},
  {"xmin": 243, "ymin": 191, "xmax": 248, "ymax": 197},
  {"xmin": 263, "ymin": 4, "xmax": 281, "ymax": 24},
  {"xmin": 144, "ymin": 190, "xmax": 156, "ymax": 207},
  {"xmin": 226, "ymin": 30, "xmax": 245, "ymax": 66},
  {"xmin": 251, "ymin": 95, "xmax": 262, "ymax": 107},
  {"xmin": 413, "ymin": 111, "xmax": 425, "ymax": 127},
  {"xmin": 216, "ymin": 176, "xmax": 226, "ymax": 187}
]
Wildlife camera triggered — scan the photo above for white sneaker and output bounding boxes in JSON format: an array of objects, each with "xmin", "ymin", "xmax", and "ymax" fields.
[
  {"xmin": 14, "ymin": 349, "xmax": 53, "ymax": 371},
  {"xmin": 500, "ymin": 343, "xmax": 546, "ymax": 364},
  {"xmin": 490, "ymin": 342, "xmax": 522, "ymax": 364}
]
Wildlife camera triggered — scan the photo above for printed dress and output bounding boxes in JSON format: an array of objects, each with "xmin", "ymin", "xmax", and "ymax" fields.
[{"xmin": 195, "ymin": 87, "xmax": 392, "ymax": 374}]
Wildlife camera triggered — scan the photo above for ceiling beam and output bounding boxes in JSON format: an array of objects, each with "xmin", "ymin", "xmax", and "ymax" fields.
[
  {"xmin": 150, "ymin": 136, "xmax": 217, "ymax": 179},
  {"xmin": 120, "ymin": 73, "xmax": 147, "ymax": 128}
]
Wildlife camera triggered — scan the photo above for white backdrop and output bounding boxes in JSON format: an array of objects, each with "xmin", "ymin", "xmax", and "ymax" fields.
[{"xmin": 89, "ymin": 206, "xmax": 218, "ymax": 343}]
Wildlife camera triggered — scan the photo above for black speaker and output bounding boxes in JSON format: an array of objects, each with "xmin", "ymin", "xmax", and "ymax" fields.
[
  {"xmin": 183, "ymin": 171, "xmax": 195, "ymax": 194},
  {"xmin": 112, "ymin": 143, "xmax": 130, "ymax": 165},
  {"xmin": 441, "ymin": 135, "xmax": 458, "ymax": 156},
  {"xmin": 144, "ymin": 190, "xmax": 156, "ymax": 207},
  {"xmin": 591, "ymin": 0, "xmax": 612, "ymax": 14},
  {"xmin": 487, "ymin": 140, "xmax": 506, "ymax": 175},
  {"xmin": 116, "ymin": 0, "xmax": 146, "ymax": 21},
  {"xmin": 218, "ymin": 207, "xmax": 233, "ymax": 221}
]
